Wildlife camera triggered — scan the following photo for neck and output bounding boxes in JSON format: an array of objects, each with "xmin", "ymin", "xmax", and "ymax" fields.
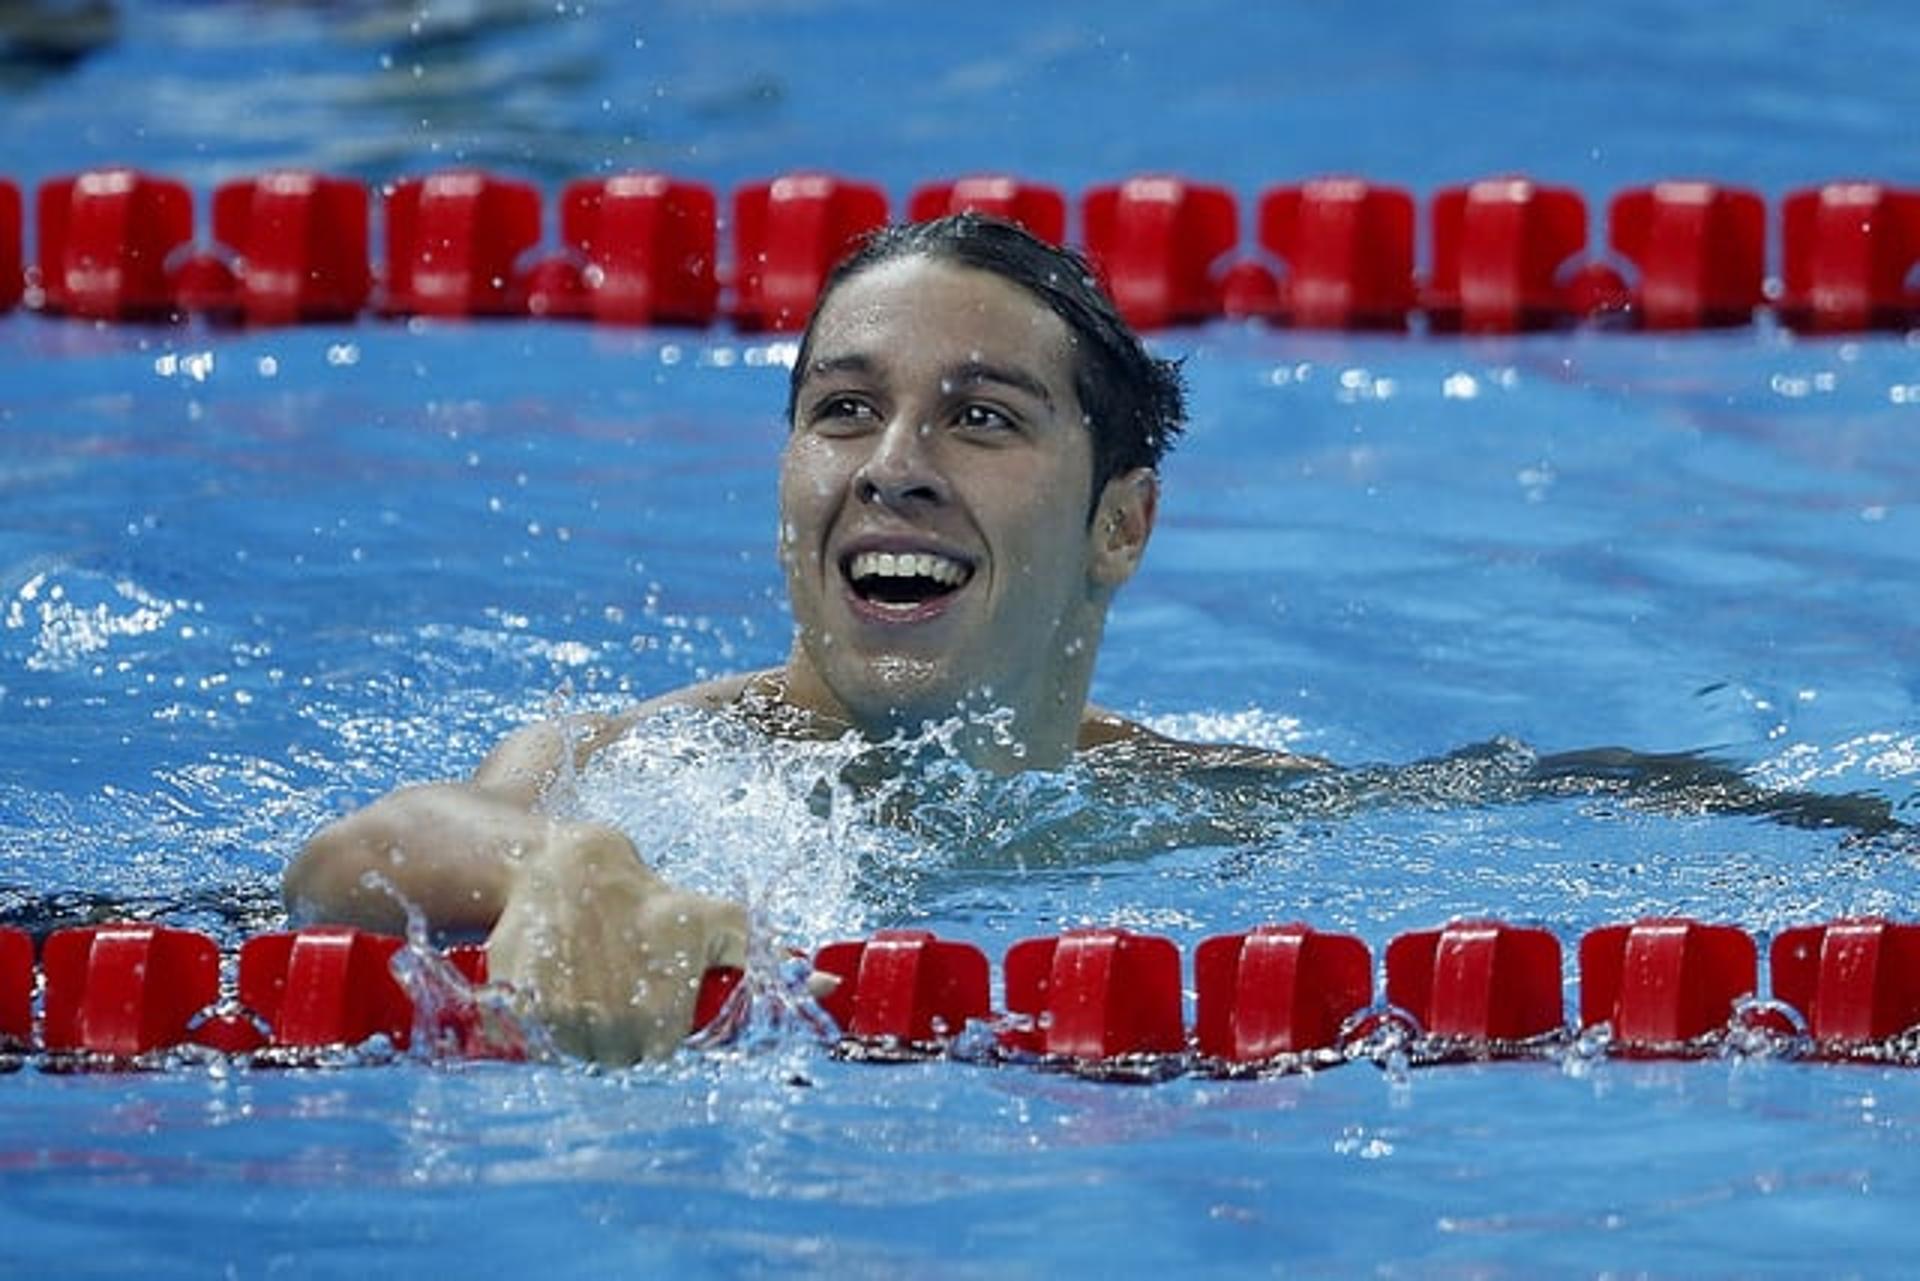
[{"xmin": 773, "ymin": 643, "xmax": 1098, "ymax": 774}]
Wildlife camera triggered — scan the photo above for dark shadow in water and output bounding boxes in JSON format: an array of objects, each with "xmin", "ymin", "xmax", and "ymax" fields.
[
  {"xmin": 0, "ymin": 876, "xmax": 285, "ymax": 944},
  {"xmin": 0, "ymin": 0, "xmax": 117, "ymax": 89},
  {"xmin": 1523, "ymin": 744, "xmax": 1902, "ymax": 838},
  {"xmin": 853, "ymin": 733, "xmax": 1912, "ymax": 874}
]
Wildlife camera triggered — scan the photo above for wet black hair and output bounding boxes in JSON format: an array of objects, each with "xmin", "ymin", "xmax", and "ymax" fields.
[{"xmin": 785, "ymin": 213, "xmax": 1187, "ymax": 505}]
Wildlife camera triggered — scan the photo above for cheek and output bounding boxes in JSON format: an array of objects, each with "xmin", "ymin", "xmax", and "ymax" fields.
[
  {"xmin": 1012, "ymin": 458, "xmax": 1093, "ymax": 548},
  {"xmin": 777, "ymin": 447, "xmax": 841, "ymax": 562},
  {"xmin": 780, "ymin": 437, "xmax": 847, "ymax": 497},
  {"xmin": 993, "ymin": 496, "xmax": 1090, "ymax": 589}
]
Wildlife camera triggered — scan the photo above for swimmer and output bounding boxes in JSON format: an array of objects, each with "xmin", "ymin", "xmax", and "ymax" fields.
[
  {"xmin": 283, "ymin": 214, "xmax": 1309, "ymax": 1063},
  {"xmin": 282, "ymin": 214, "xmax": 1905, "ymax": 1065}
]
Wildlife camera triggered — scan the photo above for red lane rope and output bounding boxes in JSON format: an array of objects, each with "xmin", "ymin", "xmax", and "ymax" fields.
[
  {"xmin": 5, "ymin": 170, "xmax": 1919, "ymax": 335},
  {"xmin": 5, "ymin": 917, "xmax": 1916, "ymax": 1071}
]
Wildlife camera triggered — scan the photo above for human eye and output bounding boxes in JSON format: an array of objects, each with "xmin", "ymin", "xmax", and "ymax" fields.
[
  {"xmin": 953, "ymin": 402, "xmax": 1021, "ymax": 439},
  {"xmin": 804, "ymin": 393, "xmax": 879, "ymax": 434}
]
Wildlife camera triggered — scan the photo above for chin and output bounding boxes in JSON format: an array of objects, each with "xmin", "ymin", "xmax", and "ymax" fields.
[{"xmin": 833, "ymin": 653, "xmax": 975, "ymax": 733}]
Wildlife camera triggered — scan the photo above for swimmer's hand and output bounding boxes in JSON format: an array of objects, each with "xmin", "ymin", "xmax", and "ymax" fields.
[
  {"xmin": 284, "ymin": 737, "xmax": 750, "ymax": 1063},
  {"xmin": 487, "ymin": 823, "xmax": 748, "ymax": 1065}
]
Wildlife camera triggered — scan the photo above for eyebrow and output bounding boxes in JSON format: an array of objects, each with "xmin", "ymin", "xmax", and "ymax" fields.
[
  {"xmin": 799, "ymin": 352, "xmax": 879, "ymax": 387},
  {"xmin": 799, "ymin": 353, "xmax": 1056, "ymax": 410},
  {"xmin": 946, "ymin": 359, "xmax": 1056, "ymax": 411}
]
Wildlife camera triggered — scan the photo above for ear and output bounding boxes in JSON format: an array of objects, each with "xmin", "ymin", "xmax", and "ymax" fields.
[{"xmin": 1088, "ymin": 468, "xmax": 1157, "ymax": 588}]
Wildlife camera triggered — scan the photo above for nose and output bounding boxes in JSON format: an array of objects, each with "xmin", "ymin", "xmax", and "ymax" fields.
[{"xmin": 853, "ymin": 414, "xmax": 948, "ymax": 509}]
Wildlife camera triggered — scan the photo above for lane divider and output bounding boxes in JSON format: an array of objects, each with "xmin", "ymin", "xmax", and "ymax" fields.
[
  {"xmin": 5, "ymin": 170, "xmax": 1920, "ymax": 334},
  {"xmin": 5, "ymin": 916, "xmax": 1920, "ymax": 1072},
  {"xmin": 0, "ymin": 178, "xmax": 20, "ymax": 314},
  {"xmin": 1003, "ymin": 929, "xmax": 1187, "ymax": 1059}
]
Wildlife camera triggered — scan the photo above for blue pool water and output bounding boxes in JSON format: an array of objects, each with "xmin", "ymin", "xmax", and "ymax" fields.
[{"xmin": 5, "ymin": 2, "xmax": 1920, "ymax": 1275}]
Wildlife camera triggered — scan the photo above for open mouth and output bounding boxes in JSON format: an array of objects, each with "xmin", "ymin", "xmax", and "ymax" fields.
[{"xmin": 843, "ymin": 549, "xmax": 974, "ymax": 610}]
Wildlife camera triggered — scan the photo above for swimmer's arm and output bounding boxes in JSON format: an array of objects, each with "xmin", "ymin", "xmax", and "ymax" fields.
[
  {"xmin": 471, "ymin": 672, "xmax": 770, "ymax": 803},
  {"xmin": 288, "ymin": 790, "xmax": 747, "ymax": 1063},
  {"xmin": 284, "ymin": 711, "xmax": 631, "ymax": 936},
  {"xmin": 285, "ymin": 678, "xmax": 770, "ymax": 1064},
  {"xmin": 284, "ymin": 671, "xmax": 772, "ymax": 936},
  {"xmin": 283, "ymin": 781, "xmax": 552, "ymax": 937}
]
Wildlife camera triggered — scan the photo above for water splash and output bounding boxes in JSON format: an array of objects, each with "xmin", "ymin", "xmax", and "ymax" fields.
[
  {"xmin": 548, "ymin": 707, "xmax": 917, "ymax": 944},
  {"xmin": 543, "ymin": 703, "xmax": 1324, "ymax": 948},
  {"xmin": 531, "ymin": 706, "xmax": 1919, "ymax": 961},
  {"xmin": 3, "ymin": 567, "xmax": 192, "ymax": 673}
]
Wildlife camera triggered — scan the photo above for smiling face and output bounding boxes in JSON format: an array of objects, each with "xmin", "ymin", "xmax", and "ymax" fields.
[{"xmin": 777, "ymin": 255, "xmax": 1153, "ymax": 768}]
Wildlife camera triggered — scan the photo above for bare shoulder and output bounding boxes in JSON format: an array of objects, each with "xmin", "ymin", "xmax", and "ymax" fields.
[
  {"xmin": 626, "ymin": 670, "xmax": 767, "ymax": 716},
  {"xmin": 1077, "ymin": 705, "xmax": 1332, "ymax": 774},
  {"xmin": 470, "ymin": 670, "xmax": 779, "ymax": 805}
]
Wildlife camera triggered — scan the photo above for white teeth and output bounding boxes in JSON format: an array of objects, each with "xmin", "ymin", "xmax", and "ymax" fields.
[{"xmin": 849, "ymin": 550, "xmax": 969, "ymax": 587}]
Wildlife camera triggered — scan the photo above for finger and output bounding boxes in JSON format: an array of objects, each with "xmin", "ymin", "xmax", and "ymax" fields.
[
  {"xmin": 518, "ymin": 821, "xmax": 662, "ymax": 893},
  {"xmin": 700, "ymin": 895, "xmax": 751, "ymax": 971}
]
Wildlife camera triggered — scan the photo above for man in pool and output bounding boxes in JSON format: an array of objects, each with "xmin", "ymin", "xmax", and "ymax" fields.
[{"xmin": 284, "ymin": 213, "xmax": 1291, "ymax": 1063}]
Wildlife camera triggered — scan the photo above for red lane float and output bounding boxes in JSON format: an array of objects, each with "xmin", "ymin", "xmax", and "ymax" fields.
[
  {"xmin": 207, "ymin": 172, "xmax": 372, "ymax": 325},
  {"xmin": 730, "ymin": 172, "xmax": 888, "ymax": 331},
  {"xmin": 42, "ymin": 924, "xmax": 220, "ymax": 1056},
  {"xmin": 1082, "ymin": 176, "xmax": 1238, "ymax": 331},
  {"xmin": 12, "ymin": 167, "xmax": 1920, "ymax": 333},
  {"xmin": 909, "ymin": 175, "xmax": 1067, "ymax": 245},
  {"xmin": 36, "ymin": 169, "xmax": 193, "ymax": 320},
  {"xmin": 1772, "ymin": 918, "xmax": 1920, "ymax": 1046},
  {"xmin": 1194, "ymin": 923, "xmax": 1372, "ymax": 1061},
  {"xmin": 1607, "ymin": 182, "xmax": 1765, "ymax": 330},
  {"xmin": 1777, "ymin": 182, "xmax": 1920, "ymax": 333},
  {"xmin": 1, "ymin": 926, "xmax": 30, "ymax": 1047},
  {"xmin": 384, "ymin": 170, "xmax": 542, "ymax": 317},
  {"xmin": 1424, "ymin": 177, "xmax": 1588, "ymax": 333},
  {"xmin": 814, "ymin": 928, "xmax": 991, "ymax": 1045},
  {"xmin": 240, "ymin": 927, "xmax": 414, "ymax": 1049},
  {"xmin": 1249, "ymin": 177, "xmax": 1418, "ymax": 330},
  {"xmin": 1579, "ymin": 918, "xmax": 1756, "ymax": 1052},
  {"xmin": 1003, "ymin": 927, "xmax": 1185, "ymax": 1058},
  {"xmin": 0, "ymin": 179, "xmax": 20, "ymax": 313},
  {"xmin": 553, "ymin": 173, "xmax": 719, "ymax": 325},
  {"xmin": 8, "ymin": 915, "xmax": 1920, "ymax": 1069},
  {"xmin": 1386, "ymin": 920, "xmax": 1564, "ymax": 1044}
]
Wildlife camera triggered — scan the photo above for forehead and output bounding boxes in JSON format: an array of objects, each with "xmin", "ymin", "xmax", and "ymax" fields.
[{"xmin": 802, "ymin": 256, "xmax": 1078, "ymax": 397}]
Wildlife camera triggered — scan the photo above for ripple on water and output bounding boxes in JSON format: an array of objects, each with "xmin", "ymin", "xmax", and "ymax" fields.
[{"xmin": 542, "ymin": 706, "xmax": 1916, "ymax": 964}]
